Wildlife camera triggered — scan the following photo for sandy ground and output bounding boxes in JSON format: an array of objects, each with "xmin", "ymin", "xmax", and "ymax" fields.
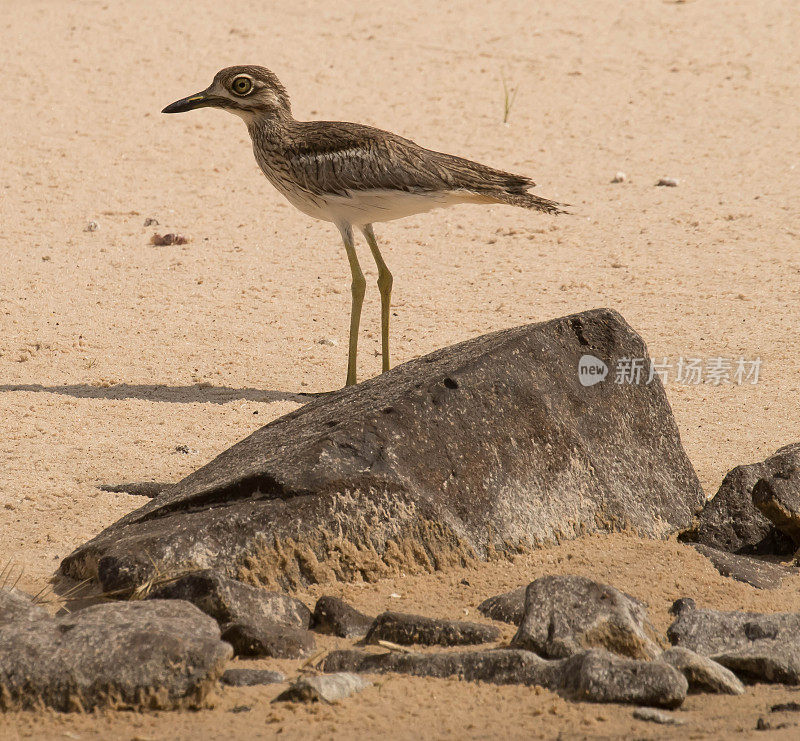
[{"xmin": 1, "ymin": 0, "xmax": 799, "ymax": 737}]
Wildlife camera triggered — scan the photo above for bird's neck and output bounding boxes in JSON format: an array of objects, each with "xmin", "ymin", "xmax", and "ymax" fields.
[{"xmin": 245, "ymin": 108, "xmax": 295, "ymax": 143}]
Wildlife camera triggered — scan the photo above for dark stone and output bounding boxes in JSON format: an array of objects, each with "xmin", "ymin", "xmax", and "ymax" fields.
[
  {"xmin": 477, "ymin": 586, "xmax": 527, "ymax": 625},
  {"xmin": 0, "ymin": 591, "xmax": 231, "ymax": 711},
  {"xmin": 680, "ymin": 446, "xmax": 798, "ymax": 555},
  {"xmin": 60, "ymin": 310, "xmax": 703, "ymax": 594},
  {"xmin": 322, "ymin": 647, "xmax": 686, "ymax": 707},
  {"xmin": 660, "ymin": 647, "xmax": 744, "ymax": 694},
  {"xmin": 99, "ymin": 481, "xmax": 171, "ymax": 497},
  {"xmin": 311, "ymin": 596, "xmax": 373, "ymax": 638},
  {"xmin": 221, "ymin": 668, "xmax": 284, "ymax": 686},
  {"xmin": 559, "ymin": 650, "xmax": 687, "ymax": 708},
  {"xmin": 365, "ymin": 611, "xmax": 500, "ymax": 647},
  {"xmin": 147, "ymin": 570, "xmax": 310, "ymax": 628},
  {"xmin": 669, "ymin": 598, "xmax": 696, "ymax": 616},
  {"xmin": 771, "ymin": 702, "xmax": 800, "ymax": 712},
  {"xmin": 667, "ymin": 602, "xmax": 800, "ymax": 684},
  {"xmin": 273, "ymin": 673, "xmax": 371, "ymax": 703},
  {"xmin": 321, "ymin": 648, "xmax": 560, "ymax": 687},
  {"xmin": 221, "ymin": 620, "xmax": 315, "ymax": 659},
  {"xmin": 510, "ymin": 575, "xmax": 661, "ymax": 660},
  {"xmin": 692, "ymin": 544, "xmax": 796, "ymax": 589},
  {"xmin": 752, "ymin": 454, "xmax": 800, "ymax": 545}
]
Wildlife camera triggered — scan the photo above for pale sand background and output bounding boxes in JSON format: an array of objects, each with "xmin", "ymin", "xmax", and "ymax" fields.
[{"xmin": 1, "ymin": 0, "xmax": 799, "ymax": 738}]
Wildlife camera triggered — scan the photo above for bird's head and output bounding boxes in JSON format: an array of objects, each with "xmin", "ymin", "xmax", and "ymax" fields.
[{"xmin": 162, "ymin": 66, "xmax": 291, "ymax": 123}]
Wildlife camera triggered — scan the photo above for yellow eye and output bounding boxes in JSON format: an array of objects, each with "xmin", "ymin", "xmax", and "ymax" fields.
[{"xmin": 231, "ymin": 76, "xmax": 253, "ymax": 95}]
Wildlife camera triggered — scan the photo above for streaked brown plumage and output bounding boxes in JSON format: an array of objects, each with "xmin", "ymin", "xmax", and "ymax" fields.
[{"xmin": 163, "ymin": 65, "xmax": 564, "ymax": 386}]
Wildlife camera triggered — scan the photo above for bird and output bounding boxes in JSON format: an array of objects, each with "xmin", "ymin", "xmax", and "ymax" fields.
[{"xmin": 162, "ymin": 65, "xmax": 564, "ymax": 387}]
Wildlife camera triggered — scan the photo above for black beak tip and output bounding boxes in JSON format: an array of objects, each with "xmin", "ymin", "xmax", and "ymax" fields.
[{"xmin": 161, "ymin": 102, "xmax": 181, "ymax": 114}]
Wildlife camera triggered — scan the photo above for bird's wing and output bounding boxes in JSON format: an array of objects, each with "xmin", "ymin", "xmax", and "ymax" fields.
[{"xmin": 284, "ymin": 121, "xmax": 535, "ymax": 198}]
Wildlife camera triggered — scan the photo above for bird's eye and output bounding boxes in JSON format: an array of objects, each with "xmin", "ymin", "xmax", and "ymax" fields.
[{"xmin": 231, "ymin": 76, "xmax": 253, "ymax": 95}]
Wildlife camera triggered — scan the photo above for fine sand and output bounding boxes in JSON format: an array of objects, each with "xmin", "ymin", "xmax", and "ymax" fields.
[{"xmin": 1, "ymin": 0, "xmax": 799, "ymax": 738}]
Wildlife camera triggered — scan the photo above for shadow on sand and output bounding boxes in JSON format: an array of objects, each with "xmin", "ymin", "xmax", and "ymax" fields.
[{"xmin": 0, "ymin": 383, "xmax": 325, "ymax": 405}]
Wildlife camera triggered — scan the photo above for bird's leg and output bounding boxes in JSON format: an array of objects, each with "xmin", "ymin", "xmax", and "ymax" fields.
[
  {"xmin": 339, "ymin": 223, "xmax": 365, "ymax": 386},
  {"xmin": 362, "ymin": 224, "xmax": 393, "ymax": 373}
]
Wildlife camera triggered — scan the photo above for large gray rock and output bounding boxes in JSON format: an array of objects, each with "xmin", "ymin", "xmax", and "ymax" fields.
[
  {"xmin": 660, "ymin": 647, "xmax": 745, "ymax": 695},
  {"xmin": 60, "ymin": 310, "xmax": 703, "ymax": 594},
  {"xmin": 667, "ymin": 600, "xmax": 800, "ymax": 684},
  {"xmin": 0, "ymin": 591, "xmax": 231, "ymax": 711},
  {"xmin": 365, "ymin": 611, "xmax": 500, "ymax": 647},
  {"xmin": 680, "ymin": 446, "xmax": 798, "ymax": 555},
  {"xmin": 148, "ymin": 570, "xmax": 311, "ymax": 628},
  {"xmin": 510, "ymin": 575, "xmax": 661, "ymax": 660},
  {"xmin": 322, "ymin": 647, "xmax": 686, "ymax": 707}
]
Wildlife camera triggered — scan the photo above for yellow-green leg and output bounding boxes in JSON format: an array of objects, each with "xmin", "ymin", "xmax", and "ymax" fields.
[
  {"xmin": 339, "ymin": 223, "xmax": 365, "ymax": 386},
  {"xmin": 362, "ymin": 224, "xmax": 393, "ymax": 373}
]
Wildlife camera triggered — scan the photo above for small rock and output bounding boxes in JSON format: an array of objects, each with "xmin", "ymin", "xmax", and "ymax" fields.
[
  {"xmin": 679, "ymin": 449, "xmax": 797, "ymax": 555},
  {"xmin": 753, "ymin": 471, "xmax": 800, "ymax": 546},
  {"xmin": 148, "ymin": 570, "xmax": 311, "ymax": 629},
  {"xmin": 611, "ymin": 171, "xmax": 627, "ymax": 183},
  {"xmin": 221, "ymin": 621, "xmax": 315, "ymax": 659},
  {"xmin": 771, "ymin": 701, "xmax": 800, "ymax": 712},
  {"xmin": 560, "ymin": 650, "xmax": 687, "ymax": 708},
  {"xmin": 83, "ymin": 221, "xmax": 99, "ymax": 232},
  {"xmin": 510, "ymin": 575, "xmax": 662, "ymax": 660},
  {"xmin": 656, "ymin": 177, "xmax": 679, "ymax": 187},
  {"xmin": 661, "ymin": 646, "xmax": 744, "ymax": 694},
  {"xmin": 150, "ymin": 233, "xmax": 189, "ymax": 246},
  {"xmin": 477, "ymin": 586, "xmax": 527, "ymax": 625},
  {"xmin": 633, "ymin": 707, "xmax": 685, "ymax": 725},
  {"xmin": 311, "ymin": 596, "xmax": 373, "ymax": 638},
  {"xmin": 317, "ymin": 338, "xmax": 338, "ymax": 347},
  {"xmin": 389, "ymin": 593, "xmax": 401, "ymax": 599},
  {"xmin": 691, "ymin": 544, "xmax": 794, "ymax": 589},
  {"xmin": 143, "ymin": 217, "xmax": 159, "ymax": 226},
  {"xmin": 756, "ymin": 717, "xmax": 789, "ymax": 731},
  {"xmin": 322, "ymin": 648, "xmax": 560, "ymax": 688},
  {"xmin": 221, "ymin": 668, "xmax": 284, "ymax": 687},
  {"xmin": 174, "ymin": 444, "xmax": 194, "ymax": 454},
  {"xmin": 669, "ymin": 597, "xmax": 696, "ymax": 616},
  {"xmin": 273, "ymin": 673, "xmax": 371, "ymax": 704},
  {"xmin": 365, "ymin": 611, "xmax": 501, "ymax": 647},
  {"xmin": 667, "ymin": 602, "xmax": 800, "ymax": 684}
]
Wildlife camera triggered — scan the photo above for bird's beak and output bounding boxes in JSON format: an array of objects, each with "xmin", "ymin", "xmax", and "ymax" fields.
[{"xmin": 161, "ymin": 89, "xmax": 215, "ymax": 114}]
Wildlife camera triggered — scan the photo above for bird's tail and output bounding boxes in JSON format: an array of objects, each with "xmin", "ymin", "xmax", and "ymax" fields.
[{"xmin": 485, "ymin": 189, "xmax": 568, "ymax": 215}]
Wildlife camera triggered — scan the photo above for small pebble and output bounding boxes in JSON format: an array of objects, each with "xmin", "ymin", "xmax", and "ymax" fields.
[
  {"xmin": 150, "ymin": 233, "xmax": 189, "ymax": 246},
  {"xmin": 656, "ymin": 177, "xmax": 679, "ymax": 187},
  {"xmin": 143, "ymin": 217, "xmax": 159, "ymax": 226},
  {"xmin": 611, "ymin": 171, "xmax": 627, "ymax": 183},
  {"xmin": 633, "ymin": 707, "xmax": 684, "ymax": 725},
  {"xmin": 84, "ymin": 221, "xmax": 99, "ymax": 232},
  {"xmin": 317, "ymin": 338, "xmax": 339, "ymax": 347},
  {"xmin": 174, "ymin": 444, "xmax": 196, "ymax": 455},
  {"xmin": 389, "ymin": 593, "xmax": 401, "ymax": 599}
]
